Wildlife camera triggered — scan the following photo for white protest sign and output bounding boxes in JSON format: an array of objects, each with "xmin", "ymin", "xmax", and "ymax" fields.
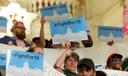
[
  {"xmin": 40, "ymin": 3, "xmax": 71, "ymax": 22},
  {"xmin": 0, "ymin": 16, "xmax": 8, "ymax": 33},
  {"xmin": 0, "ymin": 44, "xmax": 65, "ymax": 76},
  {"xmin": 101, "ymin": 69, "xmax": 128, "ymax": 76},
  {"xmin": 6, "ymin": 50, "xmax": 44, "ymax": 76},
  {"xmin": 50, "ymin": 17, "xmax": 88, "ymax": 44},
  {"xmin": 44, "ymin": 62, "xmax": 65, "ymax": 76},
  {"xmin": 98, "ymin": 26, "xmax": 123, "ymax": 41},
  {"xmin": 0, "ymin": 43, "xmax": 128, "ymax": 76}
]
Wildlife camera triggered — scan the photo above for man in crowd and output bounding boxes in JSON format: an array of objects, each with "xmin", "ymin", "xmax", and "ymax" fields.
[
  {"xmin": 106, "ymin": 53, "xmax": 123, "ymax": 70},
  {"xmin": 0, "ymin": 21, "xmax": 30, "ymax": 47},
  {"xmin": 77, "ymin": 58, "xmax": 96, "ymax": 76},
  {"xmin": 0, "ymin": 21, "xmax": 31, "ymax": 76}
]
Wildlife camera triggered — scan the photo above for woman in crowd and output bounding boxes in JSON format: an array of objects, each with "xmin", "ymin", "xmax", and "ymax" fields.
[{"xmin": 54, "ymin": 42, "xmax": 79, "ymax": 76}]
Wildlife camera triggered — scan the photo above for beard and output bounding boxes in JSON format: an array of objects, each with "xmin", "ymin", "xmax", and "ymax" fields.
[{"xmin": 15, "ymin": 31, "xmax": 26, "ymax": 40}]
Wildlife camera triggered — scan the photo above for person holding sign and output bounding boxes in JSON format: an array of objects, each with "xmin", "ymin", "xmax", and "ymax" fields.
[
  {"xmin": 0, "ymin": 21, "xmax": 30, "ymax": 47},
  {"xmin": 10, "ymin": 21, "xmax": 30, "ymax": 47},
  {"xmin": 54, "ymin": 42, "xmax": 79, "ymax": 76},
  {"xmin": 27, "ymin": 17, "xmax": 45, "ymax": 53}
]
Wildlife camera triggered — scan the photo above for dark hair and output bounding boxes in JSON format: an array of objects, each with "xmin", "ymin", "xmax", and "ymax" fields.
[
  {"xmin": 70, "ymin": 42, "xmax": 80, "ymax": 48},
  {"xmin": 81, "ymin": 34, "xmax": 93, "ymax": 47},
  {"xmin": 64, "ymin": 52, "xmax": 79, "ymax": 63},
  {"xmin": 45, "ymin": 39, "xmax": 52, "ymax": 48},
  {"xmin": 96, "ymin": 70, "xmax": 106, "ymax": 76},
  {"xmin": 77, "ymin": 58, "xmax": 95, "ymax": 71},
  {"xmin": 106, "ymin": 53, "xmax": 123, "ymax": 68},
  {"xmin": 32, "ymin": 37, "xmax": 40, "ymax": 43},
  {"xmin": 0, "ymin": 71, "xmax": 2, "ymax": 76}
]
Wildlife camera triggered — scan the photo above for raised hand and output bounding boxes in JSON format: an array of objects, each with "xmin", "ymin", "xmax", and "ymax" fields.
[
  {"xmin": 64, "ymin": 41, "xmax": 71, "ymax": 51},
  {"xmin": 39, "ymin": 16, "xmax": 45, "ymax": 48},
  {"xmin": 40, "ymin": 16, "xmax": 45, "ymax": 26}
]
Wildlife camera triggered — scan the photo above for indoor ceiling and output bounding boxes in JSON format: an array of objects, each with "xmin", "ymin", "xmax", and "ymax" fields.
[
  {"xmin": 0, "ymin": 0, "xmax": 34, "ymax": 11},
  {"xmin": 0, "ymin": 0, "xmax": 123, "ymax": 19}
]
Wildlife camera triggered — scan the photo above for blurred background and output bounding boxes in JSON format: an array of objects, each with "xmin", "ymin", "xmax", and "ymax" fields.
[{"xmin": 0, "ymin": 0, "xmax": 124, "ymax": 46}]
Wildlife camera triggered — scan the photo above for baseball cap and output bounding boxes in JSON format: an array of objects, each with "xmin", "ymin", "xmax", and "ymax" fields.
[
  {"xmin": 106, "ymin": 53, "xmax": 123, "ymax": 67},
  {"xmin": 77, "ymin": 58, "xmax": 95, "ymax": 70}
]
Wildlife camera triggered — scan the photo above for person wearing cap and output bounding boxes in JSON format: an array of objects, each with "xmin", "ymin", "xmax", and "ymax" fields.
[
  {"xmin": 54, "ymin": 42, "xmax": 79, "ymax": 76},
  {"xmin": 96, "ymin": 70, "xmax": 106, "ymax": 76},
  {"xmin": 77, "ymin": 58, "xmax": 96, "ymax": 76},
  {"xmin": 106, "ymin": 53, "xmax": 123, "ymax": 70}
]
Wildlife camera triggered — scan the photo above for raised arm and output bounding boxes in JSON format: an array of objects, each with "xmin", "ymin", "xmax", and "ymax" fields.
[
  {"xmin": 39, "ymin": 17, "xmax": 45, "ymax": 48},
  {"xmin": 54, "ymin": 42, "xmax": 71, "ymax": 72}
]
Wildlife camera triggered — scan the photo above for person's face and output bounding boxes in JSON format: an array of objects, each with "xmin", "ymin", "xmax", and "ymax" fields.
[
  {"xmin": 64, "ymin": 57, "xmax": 78, "ymax": 72},
  {"xmin": 109, "ymin": 58, "xmax": 122, "ymax": 70},
  {"xmin": 78, "ymin": 67, "xmax": 95, "ymax": 76},
  {"xmin": 14, "ymin": 22, "xmax": 26, "ymax": 40}
]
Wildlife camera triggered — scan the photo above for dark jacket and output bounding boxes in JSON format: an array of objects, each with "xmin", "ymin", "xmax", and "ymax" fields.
[{"xmin": 0, "ymin": 36, "xmax": 30, "ymax": 47}]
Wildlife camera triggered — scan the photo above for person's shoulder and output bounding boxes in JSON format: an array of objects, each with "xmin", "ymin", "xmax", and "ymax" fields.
[
  {"xmin": 1, "ymin": 35, "xmax": 12, "ymax": 39},
  {"xmin": 24, "ymin": 40, "xmax": 30, "ymax": 47},
  {"xmin": 0, "ymin": 36, "xmax": 13, "ymax": 44},
  {"xmin": 63, "ymin": 69, "xmax": 77, "ymax": 76}
]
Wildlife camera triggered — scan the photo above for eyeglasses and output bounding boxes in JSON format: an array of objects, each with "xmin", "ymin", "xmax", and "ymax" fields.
[{"xmin": 15, "ymin": 27, "xmax": 26, "ymax": 30}]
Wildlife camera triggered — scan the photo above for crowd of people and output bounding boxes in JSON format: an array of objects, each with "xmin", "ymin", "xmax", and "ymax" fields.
[
  {"xmin": 0, "ymin": 13, "xmax": 127, "ymax": 76},
  {"xmin": 53, "ymin": 41, "xmax": 128, "ymax": 76}
]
